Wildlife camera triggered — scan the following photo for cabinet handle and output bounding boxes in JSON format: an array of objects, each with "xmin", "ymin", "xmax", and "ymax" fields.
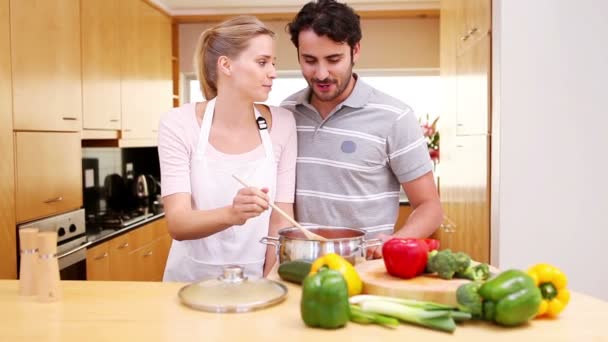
[
  {"xmin": 460, "ymin": 34, "xmax": 470, "ymax": 41},
  {"xmin": 95, "ymin": 252, "xmax": 109, "ymax": 260},
  {"xmin": 124, "ymin": 129, "xmax": 132, "ymax": 132},
  {"xmin": 468, "ymin": 27, "xmax": 478, "ymax": 35},
  {"xmin": 152, "ymin": 129, "xmax": 158, "ymax": 133},
  {"xmin": 117, "ymin": 242, "xmax": 129, "ymax": 249},
  {"xmin": 43, "ymin": 196, "xmax": 63, "ymax": 204},
  {"xmin": 110, "ymin": 119, "xmax": 119, "ymax": 123},
  {"xmin": 143, "ymin": 251, "xmax": 153, "ymax": 257},
  {"xmin": 62, "ymin": 117, "xmax": 78, "ymax": 121},
  {"xmin": 456, "ymin": 144, "xmax": 465, "ymax": 148}
]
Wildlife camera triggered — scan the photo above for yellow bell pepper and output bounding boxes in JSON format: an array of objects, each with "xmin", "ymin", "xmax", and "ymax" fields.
[
  {"xmin": 310, "ymin": 253, "xmax": 362, "ymax": 296},
  {"xmin": 527, "ymin": 263, "xmax": 570, "ymax": 318}
]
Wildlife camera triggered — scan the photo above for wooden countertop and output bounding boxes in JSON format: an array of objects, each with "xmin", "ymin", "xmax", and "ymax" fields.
[{"xmin": 0, "ymin": 278, "xmax": 606, "ymax": 341}]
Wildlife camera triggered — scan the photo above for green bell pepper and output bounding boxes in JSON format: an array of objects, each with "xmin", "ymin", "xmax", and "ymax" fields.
[
  {"xmin": 478, "ymin": 269, "xmax": 542, "ymax": 326},
  {"xmin": 300, "ymin": 267, "xmax": 350, "ymax": 329}
]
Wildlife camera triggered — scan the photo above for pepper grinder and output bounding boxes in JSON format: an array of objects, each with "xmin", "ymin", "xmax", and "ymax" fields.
[
  {"xmin": 18, "ymin": 228, "xmax": 39, "ymax": 296},
  {"xmin": 36, "ymin": 231, "xmax": 61, "ymax": 302}
]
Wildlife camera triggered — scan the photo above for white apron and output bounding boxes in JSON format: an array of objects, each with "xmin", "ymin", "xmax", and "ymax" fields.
[{"xmin": 163, "ymin": 98, "xmax": 276, "ymax": 282}]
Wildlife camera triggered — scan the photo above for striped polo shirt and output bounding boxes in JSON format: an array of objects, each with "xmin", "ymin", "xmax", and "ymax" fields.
[{"xmin": 281, "ymin": 76, "xmax": 432, "ymax": 238}]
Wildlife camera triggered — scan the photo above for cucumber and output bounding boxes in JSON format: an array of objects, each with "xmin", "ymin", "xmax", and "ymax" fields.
[{"xmin": 277, "ymin": 260, "xmax": 313, "ymax": 284}]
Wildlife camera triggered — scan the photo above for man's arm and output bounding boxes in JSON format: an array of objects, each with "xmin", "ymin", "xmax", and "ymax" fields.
[
  {"xmin": 394, "ymin": 172, "xmax": 443, "ymax": 238},
  {"xmin": 369, "ymin": 172, "xmax": 443, "ymax": 259}
]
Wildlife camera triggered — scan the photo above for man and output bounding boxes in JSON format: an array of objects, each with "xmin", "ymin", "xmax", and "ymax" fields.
[{"xmin": 281, "ymin": 0, "xmax": 443, "ymax": 258}]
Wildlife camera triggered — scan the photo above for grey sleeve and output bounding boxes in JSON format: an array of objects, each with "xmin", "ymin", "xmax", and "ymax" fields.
[{"xmin": 387, "ymin": 107, "xmax": 433, "ymax": 183}]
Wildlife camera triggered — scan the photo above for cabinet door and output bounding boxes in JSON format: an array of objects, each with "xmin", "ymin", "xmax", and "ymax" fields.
[
  {"xmin": 81, "ymin": 0, "xmax": 121, "ymax": 130},
  {"xmin": 0, "ymin": 0, "xmax": 17, "ymax": 279},
  {"xmin": 10, "ymin": 0, "xmax": 82, "ymax": 131},
  {"xmin": 156, "ymin": 234, "xmax": 172, "ymax": 280},
  {"xmin": 120, "ymin": 0, "xmax": 172, "ymax": 141},
  {"xmin": 436, "ymin": 135, "xmax": 490, "ymax": 262},
  {"xmin": 457, "ymin": 0, "xmax": 491, "ymax": 55},
  {"xmin": 14, "ymin": 132, "xmax": 83, "ymax": 223},
  {"xmin": 130, "ymin": 242, "xmax": 157, "ymax": 281},
  {"xmin": 109, "ymin": 234, "xmax": 133, "ymax": 280},
  {"xmin": 86, "ymin": 242, "xmax": 111, "ymax": 280},
  {"xmin": 455, "ymin": 34, "xmax": 490, "ymax": 136}
]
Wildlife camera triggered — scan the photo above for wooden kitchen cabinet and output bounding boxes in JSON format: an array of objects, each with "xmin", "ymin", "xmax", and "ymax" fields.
[
  {"xmin": 456, "ymin": 0, "xmax": 491, "ymax": 56},
  {"xmin": 86, "ymin": 218, "xmax": 170, "ymax": 281},
  {"xmin": 438, "ymin": 0, "xmax": 491, "ymax": 263},
  {"xmin": 130, "ymin": 235, "xmax": 171, "ymax": 282},
  {"xmin": 10, "ymin": 0, "xmax": 82, "ymax": 132},
  {"xmin": 81, "ymin": 0, "xmax": 122, "ymax": 130},
  {"xmin": 120, "ymin": 0, "xmax": 173, "ymax": 142},
  {"xmin": 434, "ymin": 135, "xmax": 490, "ymax": 262},
  {"xmin": 108, "ymin": 234, "xmax": 133, "ymax": 280},
  {"xmin": 86, "ymin": 241, "xmax": 111, "ymax": 280},
  {"xmin": 14, "ymin": 132, "xmax": 83, "ymax": 223},
  {"xmin": 0, "ymin": 0, "xmax": 17, "ymax": 279},
  {"xmin": 456, "ymin": 34, "xmax": 491, "ymax": 135}
]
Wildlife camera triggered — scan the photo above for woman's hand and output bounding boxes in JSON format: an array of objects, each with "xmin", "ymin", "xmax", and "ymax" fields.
[{"xmin": 230, "ymin": 186, "xmax": 270, "ymax": 225}]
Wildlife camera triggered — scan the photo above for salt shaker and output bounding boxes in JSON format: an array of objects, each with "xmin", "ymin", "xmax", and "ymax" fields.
[
  {"xmin": 18, "ymin": 228, "xmax": 39, "ymax": 296},
  {"xmin": 36, "ymin": 231, "xmax": 61, "ymax": 302}
]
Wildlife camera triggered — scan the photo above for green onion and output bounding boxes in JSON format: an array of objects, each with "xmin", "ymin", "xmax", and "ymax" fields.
[
  {"xmin": 349, "ymin": 304, "xmax": 400, "ymax": 328},
  {"xmin": 349, "ymin": 294, "xmax": 457, "ymax": 310},
  {"xmin": 359, "ymin": 300, "xmax": 456, "ymax": 333}
]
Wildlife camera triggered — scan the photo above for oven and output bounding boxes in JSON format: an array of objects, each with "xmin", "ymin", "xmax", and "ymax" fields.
[{"xmin": 17, "ymin": 209, "xmax": 88, "ymax": 280}]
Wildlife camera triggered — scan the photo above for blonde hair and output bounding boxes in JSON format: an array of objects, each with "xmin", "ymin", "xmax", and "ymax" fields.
[{"xmin": 194, "ymin": 16, "xmax": 275, "ymax": 99}]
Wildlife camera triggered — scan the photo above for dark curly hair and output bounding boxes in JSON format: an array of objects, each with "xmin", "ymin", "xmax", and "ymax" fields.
[{"xmin": 287, "ymin": 0, "xmax": 362, "ymax": 50}]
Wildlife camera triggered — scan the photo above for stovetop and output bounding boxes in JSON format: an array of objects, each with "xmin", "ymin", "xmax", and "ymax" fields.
[{"xmin": 86, "ymin": 206, "xmax": 159, "ymax": 232}]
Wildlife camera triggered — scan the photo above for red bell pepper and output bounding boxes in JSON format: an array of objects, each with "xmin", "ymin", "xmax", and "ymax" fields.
[
  {"xmin": 422, "ymin": 238, "xmax": 440, "ymax": 252},
  {"xmin": 382, "ymin": 238, "xmax": 429, "ymax": 279}
]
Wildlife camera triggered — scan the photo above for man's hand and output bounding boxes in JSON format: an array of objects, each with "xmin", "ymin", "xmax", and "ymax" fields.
[{"xmin": 365, "ymin": 233, "xmax": 392, "ymax": 259}]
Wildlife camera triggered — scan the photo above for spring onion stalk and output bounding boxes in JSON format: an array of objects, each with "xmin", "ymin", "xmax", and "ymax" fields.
[
  {"xmin": 349, "ymin": 305, "xmax": 400, "ymax": 328},
  {"xmin": 349, "ymin": 294, "xmax": 457, "ymax": 310},
  {"xmin": 450, "ymin": 310, "xmax": 473, "ymax": 322},
  {"xmin": 359, "ymin": 300, "xmax": 457, "ymax": 333}
]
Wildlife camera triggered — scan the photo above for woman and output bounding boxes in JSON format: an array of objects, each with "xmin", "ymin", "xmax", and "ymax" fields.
[{"xmin": 158, "ymin": 16, "xmax": 297, "ymax": 282}]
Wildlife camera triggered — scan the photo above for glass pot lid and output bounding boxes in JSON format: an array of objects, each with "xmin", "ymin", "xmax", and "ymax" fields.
[{"xmin": 178, "ymin": 265, "xmax": 288, "ymax": 313}]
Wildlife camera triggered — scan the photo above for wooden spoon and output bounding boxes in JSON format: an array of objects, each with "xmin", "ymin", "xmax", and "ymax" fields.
[{"xmin": 232, "ymin": 174, "xmax": 328, "ymax": 241}]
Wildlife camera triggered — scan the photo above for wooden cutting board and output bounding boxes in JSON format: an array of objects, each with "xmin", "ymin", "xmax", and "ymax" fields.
[{"xmin": 355, "ymin": 259, "xmax": 471, "ymax": 307}]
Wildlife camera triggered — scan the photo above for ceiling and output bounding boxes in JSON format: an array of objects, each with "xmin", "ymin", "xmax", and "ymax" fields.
[{"xmin": 150, "ymin": 0, "xmax": 439, "ymax": 15}]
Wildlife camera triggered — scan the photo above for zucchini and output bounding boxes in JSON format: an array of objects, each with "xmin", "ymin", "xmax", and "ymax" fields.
[{"xmin": 277, "ymin": 260, "xmax": 313, "ymax": 284}]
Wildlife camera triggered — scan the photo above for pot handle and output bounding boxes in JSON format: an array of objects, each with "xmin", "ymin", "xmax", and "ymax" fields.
[
  {"xmin": 259, "ymin": 236, "xmax": 279, "ymax": 248},
  {"xmin": 362, "ymin": 238, "xmax": 383, "ymax": 250}
]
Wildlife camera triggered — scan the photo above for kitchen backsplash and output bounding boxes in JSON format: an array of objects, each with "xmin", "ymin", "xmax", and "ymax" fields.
[{"xmin": 82, "ymin": 147, "xmax": 160, "ymax": 214}]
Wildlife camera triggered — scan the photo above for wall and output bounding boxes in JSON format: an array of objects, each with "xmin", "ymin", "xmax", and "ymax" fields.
[
  {"xmin": 179, "ymin": 17, "xmax": 439, "ymax": 73},
  {"xmin": 492, "ymin": 0, "xmax": 608, "ymax": 300}
]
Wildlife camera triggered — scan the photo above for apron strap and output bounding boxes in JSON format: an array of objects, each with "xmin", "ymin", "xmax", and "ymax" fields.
[
  {"xmin": 195, "ymin": 98, "xmax": 274, "ymax": 162},
  {"xmin": 195, "ymin": 98, "xmax": 216, "ymax": 157},
  {"xmin": 253, "ymin": 106, "xmax": 275, "ymax": 162}
]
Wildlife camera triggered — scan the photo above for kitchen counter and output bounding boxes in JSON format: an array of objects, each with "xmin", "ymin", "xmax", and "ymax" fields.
[
  {"xmin": 56, "ymin": 212, "xmax": 165, "ymax": 260},
  {"xmin": 85, "ymin": 212, "xmax": 165, "ymax": 247},
  {"xmin": 0, "ymin": 276, "xmax": 605, "ymax": 341}
]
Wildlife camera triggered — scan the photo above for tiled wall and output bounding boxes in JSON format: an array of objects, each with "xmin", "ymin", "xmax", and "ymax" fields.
[{"xmin": 81, "ymin": 147, "xmax": 159, "ymax": 213}]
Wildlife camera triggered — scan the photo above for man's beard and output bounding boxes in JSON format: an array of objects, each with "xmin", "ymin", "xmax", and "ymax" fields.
[{"xmin": 308, "ymin": 66, "xmax": 353, "ymax": 103}]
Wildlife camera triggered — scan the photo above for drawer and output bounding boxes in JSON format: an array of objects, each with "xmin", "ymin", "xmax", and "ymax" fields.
[{"xmin": 129, "ymin": 218, "xmax": 168, "ymax": 251}]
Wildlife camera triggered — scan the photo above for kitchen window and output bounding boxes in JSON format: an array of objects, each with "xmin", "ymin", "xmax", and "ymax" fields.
[{"xmin": 182, "ymin": 69, "xmax": 440, "ymax": 119}]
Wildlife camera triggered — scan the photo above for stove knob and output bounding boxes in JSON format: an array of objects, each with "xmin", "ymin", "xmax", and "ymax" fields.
[
  {"xmin": 58, "ymin": 227, "xmax": 66, "ymax": 237},
  {"xmin": 69, "ymin": 224, "xmax": 77, "ymax": 233}
]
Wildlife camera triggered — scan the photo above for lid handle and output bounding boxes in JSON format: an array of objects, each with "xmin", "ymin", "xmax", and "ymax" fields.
[{"xmin": 218, "ymin": 265, "xmax": 247, "ymax": 283}]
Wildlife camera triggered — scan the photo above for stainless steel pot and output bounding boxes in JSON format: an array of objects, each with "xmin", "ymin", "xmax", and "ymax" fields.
[{"xmin": 260, "ymin": 227, "xmax": 382, "ymax": 265}]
